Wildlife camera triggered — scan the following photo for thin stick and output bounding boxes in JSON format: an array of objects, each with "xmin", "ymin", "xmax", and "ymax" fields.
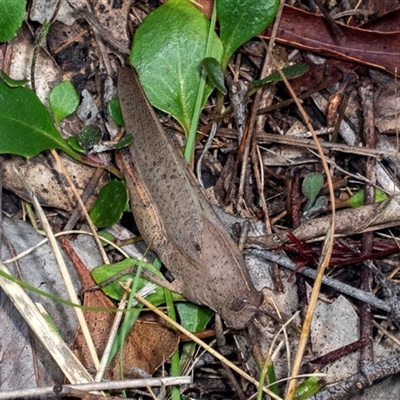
[
  {"xmin": 95, "ymin": 278, "xmax": 133, "ymax": 382},
  {"xmin": 265, "ymin": 46, "xmax": 336, "ymax": 400},
  {"xmin": 51, "ymin": 150, "xmax": 109, "ymax": 264}
]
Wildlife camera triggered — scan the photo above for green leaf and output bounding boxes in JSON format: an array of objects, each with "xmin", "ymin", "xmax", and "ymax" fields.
[
  {"xmin": 302, "ymin": 173, "xmax": 324, "ymax": 205},
  {"xmin": 108, "ymin": 98, "xmax": 124, "ymax": 126},
  {"xmin": 131, "ymin": 0, "xmax": 223, "ymax": 134},
  {"xmin": 0, "ymin": 70, "xmax": 28, "ymax": 87},
  {"xmin": 0, "ymin": 0, "xmax": 27, "ymax": 42},
  {"xmin": 294, "ymin": 376, "xmax": 323, "ymax": 400},
  {"xmin": 302, "ymin": 195, "xmax": 328, "ymax": 220},
  {"xmin": 0, "ymin": 82, "xmax": 77, "ymax": 158},
  {"xmin": 111, "ymin": 134, "xmax": 133, "ymax": 150},
  {"xmin": 49, "ymin": 81, "xmax": 80, "ymax": 124},
  {"xmin": 347, "ymin": 188, "xmax": 388, "ymax": 208},
  {"xmin": 176, "ymin": 302, "xmax": 214, "ymax": 371},
  {"xmin": 89, "ymin": 180, "xmax": 128, "ymax": 228},
  {"xmin": 78, "ymin": 126, "xmax": 102, "ymax": 149},
  {"xmin": 217, "ymin": 0, "xmax": 279, "ymax": 69},
  {"xmin": 97, "ymin": 230, "xmax": 116, "ymax": 246},
  {"xmin": 266, "ymin": 363, "xmax": 280, "ymax": 397},
  {"xmin": 176, "ymin": 302, "xmax": 214, "ymax": 332},
  {"xmin": 251, "ymin": 63, "xmax": 310, "ymax": 89},
  {"xmin": 67, "ymin": 135, "xmax": 86, "ymax": 153},
  {"xmin": 91, "ymin": 258, "xmax": 182, "ymax": 305},
  {"xmin": 202, "ymin": 57, "xmax": 227, "ymax": 94}
]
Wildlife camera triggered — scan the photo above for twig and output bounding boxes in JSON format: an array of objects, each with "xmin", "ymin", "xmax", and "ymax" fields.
[
  {"xmin": 258, "ymin": 133, "xmax": 400, "ymax": 159},
  {"xmin": 95, "ymin": 278, "xmax": 132, "ymax": 382},
  {"xmin": 51, "ymin": 150, "xmax": 109, "ymax": 265},
  {"xmin": 358, "ymin": 76, "xmax": 376, "ymax": 374},
  {"xmin": 309, "ymin": 355, "xmax": 400, "ymax": 400},
  {"xmin": 252, "ymin": 249, "xmax": 390, "ymax": 314},
  {"xmin": 266, "ymin": 47, "xmax": 336, "ymax": 399},
  {"xmin": 0, "ymin": 376, "xmax": 192, "ymax": 400}
]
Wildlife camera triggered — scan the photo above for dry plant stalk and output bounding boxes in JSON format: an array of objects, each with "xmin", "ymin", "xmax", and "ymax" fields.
[{"xmin": 266, "ymin": 51, "xmax": 336, "ymax": 399}]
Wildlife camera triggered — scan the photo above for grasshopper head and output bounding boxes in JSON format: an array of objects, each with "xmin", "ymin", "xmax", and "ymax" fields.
[{"xmin": 220, "ymin": 290, "xmax": 263, "ymax": 329}]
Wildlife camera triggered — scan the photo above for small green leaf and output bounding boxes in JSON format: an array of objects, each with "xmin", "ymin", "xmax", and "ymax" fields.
[
  {"xmin": 294, "ymin": 376, "xmax": 323, "ymax": 400},
  {"xmin": 302, "ymin": 196, "xmax": 328, "ymax": 220},
  {"xmin": 217, "ymin": 0, "xmax": 279, "ymax": 69},
  {"xmin": 49, "ymin": 81, "xmax": 79, "ymax": 124},
  {"xmin": 67, "ymin": 135, "xmax": 86, "ymax": 153},
  {"xmin": 78, "ymin": 126, "xmax": 102, "ymax": 149},
  {"xmin": 266, "ymin": 363, "xmax": 280, "ymax": 397},
  {"xmin": 0, "ymin": 70, "xmax": 28, "ymax": 87},
  {"xmin": 202, "ymin": 57, "xmax": 227, "ymax": 94},
  {"xmin": 302, "ymin": 173, "xmax": 324, "ymax": 205},
  {"xmin": 176, "ymin": 303, "xmax": 214, "ymax": 332},
  {"xmin": 0, "ymin": 0, "xmax": 27, "ymax": 42},
  {"xmin": 111, "ymin": 134, "xmax": 133, "ymax": 150},
  {"xmin": 176, "ymin": 302, "xmax": 214, "ymax": 371},
  {"xmin": 98, "ymin": 230, "xmax": 116, "ymax": 245},
  {"xmin": 131, "ymin": 0, "xmax": 223, "ymax": 134},
  {"xmin": 108, "ymin": 98, "xmax": 124, "ymax": 126},
  {"xmin": 0, "ymin": 82, "xmax": 77, "ymax": 158},
  {"xmin": 347, "ymin": 188, "xmax": 388, "ymax": 208},
  {"xmin": 89, "ymin": 180, "xmax": 128, "ymax": 228},
  {"xmin": 251, "ymin": 63, "xmax": 310, "ymax": 89}
]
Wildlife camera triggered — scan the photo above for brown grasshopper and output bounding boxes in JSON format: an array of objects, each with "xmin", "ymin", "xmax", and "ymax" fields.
[{"xmin": 117, "ymin": 67, "xmax": 263, "ymax": 329}]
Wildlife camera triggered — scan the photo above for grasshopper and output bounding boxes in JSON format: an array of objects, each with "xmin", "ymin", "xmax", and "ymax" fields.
[{"xmin": 117, "ymin": 67, "xmax": 263, "ymax": 329}]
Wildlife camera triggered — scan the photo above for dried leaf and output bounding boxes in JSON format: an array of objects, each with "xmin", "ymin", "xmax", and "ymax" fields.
[
  {"xmin": 261, "ymin": 5, "xmax": 400, "ymax": 76},
  {"xmin": 73, "ymin": 289, "xmax": 179, "ymax": 379}
]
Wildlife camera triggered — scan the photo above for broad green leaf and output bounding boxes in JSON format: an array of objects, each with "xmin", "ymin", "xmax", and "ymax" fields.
[
  {"xmin": 348, "ymin": 188, "xmax": 388, "ymax": 208},
  {"xmin": 89, "ymin": 180, "xmax": 128, "ymax": 228},
  {"xmin": 91, "ymin": 258, "xmax": 182, "ymax": 305},
  {"xmin": 176, "ymin": 302, "xmax": 214, "ymax": 371},
  {"xmin": 0, "ymin": 70, "xmax": 28, "ymax": 87},
  {"xmin": 108, "ymin": 98, "xmax": 124, "ymax": 126},
  {"xmin": 302, "ymin": 173, "xmax": 324, "ymax": 205},
  {"xmin": 0, "ymin": 0, "xmax": 27, "ymax": 42},
  {"xmin": 251, "ymin": 63, "xmax": 310, "ymax": 89},
  {"xmin": 131, "ymin": 0, "xmax": 223, "ymax": 134},
  {"xmin": 203, "ymin": 57, "xmax": 227, "ymax": 94},
  {"xmin": 49, "ymin": 81, "xmax": 80, "ymax": 124},
  {"xmin": 217, "ymin": 0, "xmax": 279, "ymax": 69},
  {"xmin": 92, "ymin": 259, "xmax": 163, "ymax": 302},
  {"xmin": 176, "ymin": 302, "xmax": 214, "ymax": 333},
  {"xmin": 0, "ymin": 82, "xmax": 77, "ymax": 158}
]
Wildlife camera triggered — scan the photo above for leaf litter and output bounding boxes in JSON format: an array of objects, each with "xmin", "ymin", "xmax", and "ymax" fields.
[{"xmin": 2, "ymin": 0, "xmax": 400, "ymax": 399}]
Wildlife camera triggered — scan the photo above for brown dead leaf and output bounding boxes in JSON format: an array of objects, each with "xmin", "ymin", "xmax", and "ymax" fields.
[
  {"xmin": 73, "ymin": 289, "xmax": 179, "ymax": 380},
  {"xmin": 61, "ymin": 234, "xmax": 179, "ymax": 380},
  {"xmin": 261, "ymin": 5, "xmax": 400, "ymax": 76},
  {"xmin": 57, "ymin": 234, "xmax": 179, "ymax": 380},
  {"xmin": 3, "ymin": 153, "xmax": 107, "ymax": 212}
]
